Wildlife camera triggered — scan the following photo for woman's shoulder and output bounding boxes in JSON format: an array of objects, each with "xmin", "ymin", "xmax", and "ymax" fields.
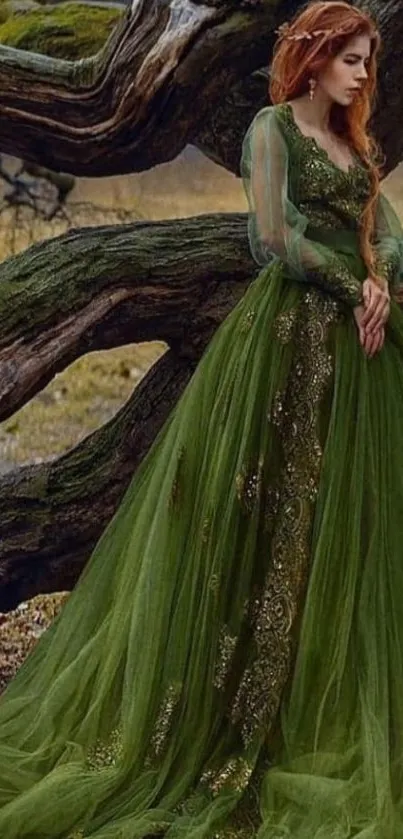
[
  {"xmin": 248, "ymin": 102, "xmax": 293, "ymax": 135},
  {"xmin": 250, "ymin": 102, "xmax": 288, "ymax": 122},
  {"xmin": 244, "ymin": 103, "xmax": 295, "ymax": 156}
]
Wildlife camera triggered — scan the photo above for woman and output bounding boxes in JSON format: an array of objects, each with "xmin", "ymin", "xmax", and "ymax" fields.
[{"xmin": 1, "ymin": 1, "xmax": 403, "ymax": 837}]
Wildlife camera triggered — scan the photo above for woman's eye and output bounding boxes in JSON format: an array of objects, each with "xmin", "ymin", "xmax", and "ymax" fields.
[{"xmin": 344, "ymin": 57, "xmax": 370, "ymax": 67}]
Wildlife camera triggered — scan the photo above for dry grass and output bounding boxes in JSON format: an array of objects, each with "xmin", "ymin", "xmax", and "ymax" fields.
[
  {"xmin": 0, "ymin": 593, "xmax": 70, "ymax": 693},
  {"xmin": 1, "ymin": 343, "xmax": 167, "ymax": 465}
]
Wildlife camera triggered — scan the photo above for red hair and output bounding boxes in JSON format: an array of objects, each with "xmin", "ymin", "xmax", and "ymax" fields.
[{"xmin": 269, "ymin": 1, "xmax": 383, "ymax": 287}]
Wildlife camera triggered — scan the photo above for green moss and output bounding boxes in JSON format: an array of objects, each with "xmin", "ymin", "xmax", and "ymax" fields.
[
  {"xmin": 0, "ymin": 3, "xmax": 123, "ymax": 58},
  {"xmin": 0, "ymin": 1, "xmax": 10, "ymax": 26}
]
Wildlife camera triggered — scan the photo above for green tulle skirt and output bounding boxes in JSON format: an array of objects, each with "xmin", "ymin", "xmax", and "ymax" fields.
[{"xmin": 1, "ymin": 232, "xmax": 403, "ymax": 839}]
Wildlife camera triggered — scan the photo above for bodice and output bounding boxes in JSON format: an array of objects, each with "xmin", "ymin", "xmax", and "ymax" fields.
[{"xmin": 275, "ymin": 102, "xmax": 372, "ymax": 232}]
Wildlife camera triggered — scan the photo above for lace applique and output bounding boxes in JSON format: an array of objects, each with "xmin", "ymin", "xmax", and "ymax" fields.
[
  {"xmin": 374, "ymin": 250, "xmax": 400, "ymax": 285},
  {"xmin": 298, "ymin": 204, "xmax": 347, "ymax": 231},
  {"xmin": 309, "ymin": 262, "xmax": 362, "ymax": 306},
  {"xmin": 276, "ymin": 102, "xmax": 371, "ymax": 233},
  {"xmin": 230, "ymin": 289, "xmax": 341, "ymax": 745}
]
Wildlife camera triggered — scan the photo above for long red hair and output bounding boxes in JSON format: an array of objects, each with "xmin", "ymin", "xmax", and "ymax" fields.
[{"xmin": 270, "ymin": 1, "xmax": 383, "ymax": 286}]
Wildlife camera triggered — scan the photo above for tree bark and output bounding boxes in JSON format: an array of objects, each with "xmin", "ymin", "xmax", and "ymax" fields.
[
  {"xmin": 0, "ymin": 213, "xmax": 252, "ymax": 421},
  {"xmin": 367, "ymin": 0, "xmax": 403, "ymax": 173},
  {"xmin": 0, "ymin": 212, "xmax": 258, "ymax": 611},
  {"xmin": 0, "ymin": 0, "xmax": 401, "ymax": 177}
]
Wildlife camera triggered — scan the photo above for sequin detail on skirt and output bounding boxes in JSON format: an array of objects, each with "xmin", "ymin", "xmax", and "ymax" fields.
[
  {"xmin": 86, "ymin": 727, "xmax": 123, "ymax": 771},
  {"xmin": 235, "ymin": 456, "xmax": 264, "ymax": 515},
  {"xmin": 201, "ymin": 756, "xmax": 255, "ymax": 795},
  {"xmin": 146, "ymin": 681, "xmax": 182, "ymax": 761},
  {"xmin": 214, "ymin": 626, "xmax": 238, "ymax": 690},
  {"xmin": 168, "ymin": 446, "xmax": 186, "ymax": 510}
]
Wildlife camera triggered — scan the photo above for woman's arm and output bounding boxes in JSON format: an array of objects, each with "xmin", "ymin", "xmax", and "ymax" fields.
[
  {"xmin": 373, "ymin": 191, "xmax": 403, "ymax": 291},
  {"xmin": 241, "ymin": 106, "xmax": 364, "ymax": 308}
]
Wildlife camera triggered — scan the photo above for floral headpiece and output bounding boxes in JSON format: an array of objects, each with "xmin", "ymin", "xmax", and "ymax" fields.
[{"xmin": 275, "ymin": 22, "xmax": 346, "ymax": 41}]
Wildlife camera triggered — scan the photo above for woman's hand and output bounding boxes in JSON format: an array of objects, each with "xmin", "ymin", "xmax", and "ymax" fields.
[
  {"xmin": 360, "ymin": 277, "xmax": 390, "ymax": 334},
  {"xmin": 354, "ymin": 304, "xmax": 385, "ymax": 358}
]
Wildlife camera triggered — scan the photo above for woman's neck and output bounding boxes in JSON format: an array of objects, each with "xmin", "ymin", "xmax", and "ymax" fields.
[{"xmin": 291, "ymin": 93, "xmax": 335, "ymax": 133}]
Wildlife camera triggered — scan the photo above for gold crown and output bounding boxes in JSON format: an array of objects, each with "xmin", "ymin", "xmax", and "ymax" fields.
[{"xmin": 275, "ymin": 22, "xmax": 345, "ymax": 41}]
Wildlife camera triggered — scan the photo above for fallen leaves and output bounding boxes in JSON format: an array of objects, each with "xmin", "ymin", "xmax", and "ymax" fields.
[{"xmin": 0, "ymin": 591, "xmax": 70, "ymax": 693}]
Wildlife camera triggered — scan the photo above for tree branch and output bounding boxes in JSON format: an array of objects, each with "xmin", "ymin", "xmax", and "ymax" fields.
[
  {"xmin": 0, "ymin": 213, "xmax": 253, "ymax": 421},
  {"xmin": 0, "ymin": 1, "xmax": 401, "ymax": 177},
  {"xmin": 0, "ymin": 0, "xmax": 281, "ymax": 176}
]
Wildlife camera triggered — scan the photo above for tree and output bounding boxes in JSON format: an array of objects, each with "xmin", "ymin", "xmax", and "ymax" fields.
[{"xmin": 1, "ymin": 0, "xmax": 402, "ymax": 611}]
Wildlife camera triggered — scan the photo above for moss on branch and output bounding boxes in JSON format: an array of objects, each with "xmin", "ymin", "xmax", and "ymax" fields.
[{"xmin": 0, "ymin": 3, "xmax": 123, "ymax": 58}]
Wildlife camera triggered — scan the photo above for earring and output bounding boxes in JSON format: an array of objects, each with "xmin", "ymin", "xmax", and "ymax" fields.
[{"xmin": 309, "ymin": 78, "xmax": 317, "ymax": 101}]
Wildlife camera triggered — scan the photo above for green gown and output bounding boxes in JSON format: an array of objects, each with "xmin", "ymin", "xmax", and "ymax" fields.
[{"xmin": 1, "ymin": 101, "xmax": 403, "ymax": 839}]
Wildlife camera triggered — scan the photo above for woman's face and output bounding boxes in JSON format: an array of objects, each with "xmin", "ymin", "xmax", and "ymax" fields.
[{"xmin": 317, "ymin": 34, "xmax": 372, "ymax": 106}]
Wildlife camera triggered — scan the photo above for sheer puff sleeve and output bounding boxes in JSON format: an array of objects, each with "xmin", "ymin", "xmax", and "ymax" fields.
[
  {"xmin": 373, "ymin": 190, "xmax": 403, "ymax": 294},
  {"xmin": 241, "ymin": 106, "xmax": 364, "ymax": 308}
]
